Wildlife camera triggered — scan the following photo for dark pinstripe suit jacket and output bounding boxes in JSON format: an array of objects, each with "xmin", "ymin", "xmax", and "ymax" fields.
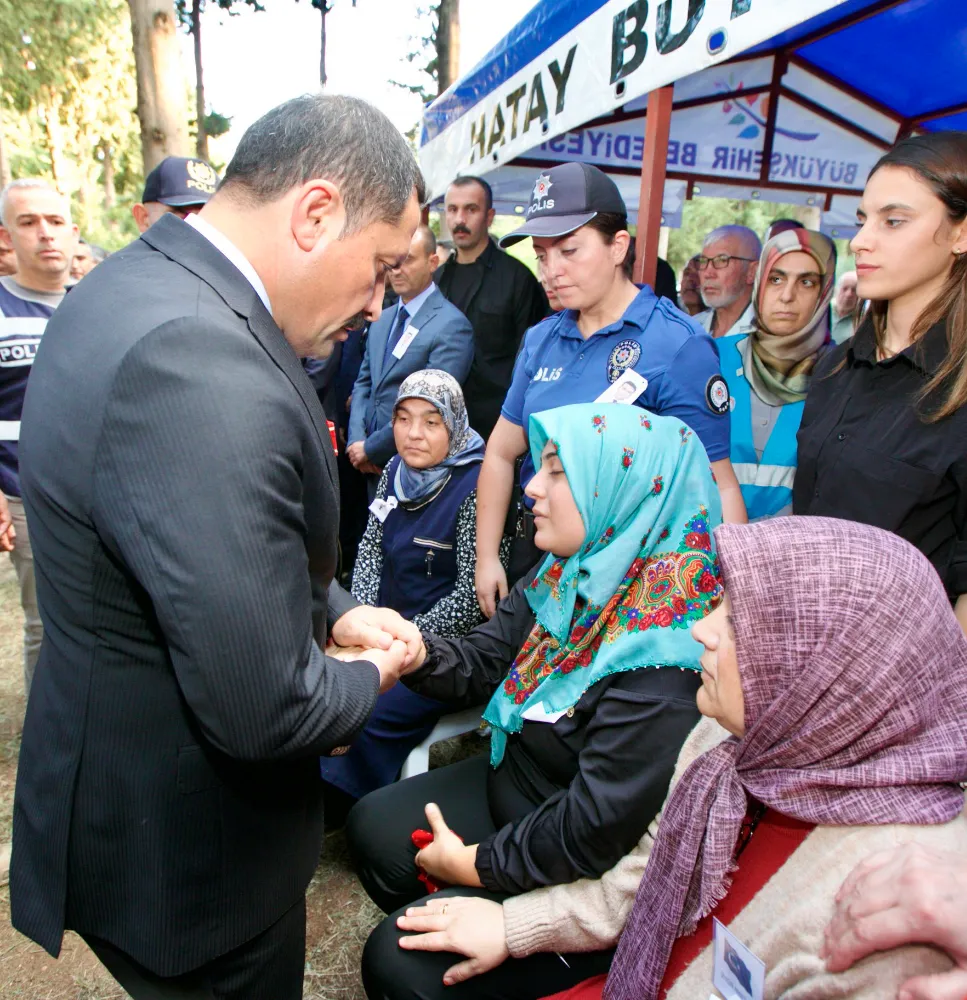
[{"xmin": 11, "ymin": 215, "xmax": 380, "ymax": 975}]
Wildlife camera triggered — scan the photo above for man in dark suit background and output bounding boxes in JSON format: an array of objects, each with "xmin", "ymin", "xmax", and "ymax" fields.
[
  {"xmin": 11, "ymin": 94, "xmax": 425, "ymax": 999},
  {"xmin": 347, "ymin": 224, "xmax": 473, "ymax": 496}
]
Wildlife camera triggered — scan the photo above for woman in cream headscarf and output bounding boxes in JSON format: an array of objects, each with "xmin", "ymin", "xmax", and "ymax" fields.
[{"xmin": 716, "ymin": 229, "xmax": 835, "ymax": 522}]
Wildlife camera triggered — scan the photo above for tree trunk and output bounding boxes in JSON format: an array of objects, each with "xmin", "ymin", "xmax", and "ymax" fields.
[
  {"xmin": 102, "ymin": 143, "xmax": 117, "ymax": 210},
  {"xmin": 436, "ymin": 0, "xmax": 460, "ymax": 95},
  {"xmin": 319, "ymin": 3, "xmax": 327, "ymax": 88},
  {"xmin": 192, "ymin": 0, "xmax": 208, "ymax": 161},
  {"xmin": 126, "ymin": 0, "xmax": 190, "ymax": 174},
  {"xmin": 42, "ymin": 95, "xmax": 67, "ymax": 188},
  {"xmin": 102, "ymin": 141, "xmax": 119, "ymax": 233}
]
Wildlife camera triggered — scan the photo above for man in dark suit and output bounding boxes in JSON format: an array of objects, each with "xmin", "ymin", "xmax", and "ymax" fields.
[
  {"xmin": 11, "ymin": 94, "xmax": 425, "ymax": 999},
  {"xmin": 347, "ymin": 224, "xmax": 473, "ymax": 496}
]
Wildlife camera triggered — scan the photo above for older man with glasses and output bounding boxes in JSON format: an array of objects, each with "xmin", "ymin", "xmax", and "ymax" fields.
[{"xmin": 695, "ymin": 225, "xmax": 761, "ymax": 338}]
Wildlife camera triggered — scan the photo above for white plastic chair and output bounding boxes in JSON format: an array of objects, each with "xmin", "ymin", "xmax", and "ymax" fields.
[{"xmin": 399, "ymin": 707, "xmax": 485, "ymax": 779}]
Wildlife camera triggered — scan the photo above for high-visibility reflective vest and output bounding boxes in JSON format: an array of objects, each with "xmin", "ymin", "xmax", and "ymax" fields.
[{"xmin": 717, "ymin": 334, "xmax": 804, "ymax": 522}]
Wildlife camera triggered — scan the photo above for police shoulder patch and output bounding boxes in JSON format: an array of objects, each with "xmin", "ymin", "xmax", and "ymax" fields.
[
  {"xmin": 706, "ymin": 376, "xmax": 730, "ymax": 414},
  {"xmin": 607, "ymin": 339, "xmax": 642, "ymax": 383}
]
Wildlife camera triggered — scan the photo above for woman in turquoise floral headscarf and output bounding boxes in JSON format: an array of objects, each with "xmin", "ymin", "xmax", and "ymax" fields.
[
  {"xmin": 351, "ymin": 404, "xmax": 724, "ymax": 1000},
  {"xmin": 485, "ymin": 403, "xmax": 723, "ymax": 764}
]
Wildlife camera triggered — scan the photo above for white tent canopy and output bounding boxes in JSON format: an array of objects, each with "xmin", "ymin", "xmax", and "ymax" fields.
[{"xmin": 419, "ymin": 0, "xmax": 967, "ymax": 240}]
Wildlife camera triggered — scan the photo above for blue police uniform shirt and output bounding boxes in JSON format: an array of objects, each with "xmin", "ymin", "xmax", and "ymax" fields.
[{"xmin": 502, "ymin": 285, "xmax": 730, "ymax": 486}]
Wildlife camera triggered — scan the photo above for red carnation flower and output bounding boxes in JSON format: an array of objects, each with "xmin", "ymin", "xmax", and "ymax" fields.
[{"xmin": 655, "ymin": 606, "xmax": 675, "ymax": 627}]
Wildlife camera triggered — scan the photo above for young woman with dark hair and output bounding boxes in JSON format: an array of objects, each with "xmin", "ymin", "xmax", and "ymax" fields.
[{"xmin": 793, "ymin": 131, "xmax": 967, "ymax": 630}]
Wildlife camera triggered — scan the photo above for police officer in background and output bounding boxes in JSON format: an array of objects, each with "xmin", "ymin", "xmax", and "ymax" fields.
[
  {"xmin": 434, "ymin": 175, "xmax": 547, "ymax": 440},
  {"xmin": 0, "ymin": 179, "xmax": 77, "ymax": 695},
  {"xmin": 474, "ymin": 163, "xmax": 746, "ymax": 617},
  {"xmin": 131, "ymin": 156, "xmax": 218, "ymax": 233}
]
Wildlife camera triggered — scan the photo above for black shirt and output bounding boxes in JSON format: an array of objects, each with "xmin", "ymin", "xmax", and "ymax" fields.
[
  {"xmin": 794, "ymin": 319, "xmax": 967, "ymax": 597},
  {"xmin": 435, "ymin": 239, "xmax": 548, "ymax": 440},
  {"xmin": 444, "ymin": 257, "xmax": 485, "ymax": 316},
  {"xmin": 404, "ymin": 578, "xmax": 701, "ymax": 894}
]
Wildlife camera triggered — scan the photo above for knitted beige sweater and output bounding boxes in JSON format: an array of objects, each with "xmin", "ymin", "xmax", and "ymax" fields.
[{"xmin": 502, "ymin": 717, "xmax": 966, "ymax": 998}]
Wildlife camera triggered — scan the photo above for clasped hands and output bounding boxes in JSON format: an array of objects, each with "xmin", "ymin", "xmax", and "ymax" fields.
[
  {"xmin": 329, "ymin": 604, "xmax": 426, "ymax": 692},
  {"xmin": 346, "ymin": 440, "xmax": 381, "ymax": 477}
]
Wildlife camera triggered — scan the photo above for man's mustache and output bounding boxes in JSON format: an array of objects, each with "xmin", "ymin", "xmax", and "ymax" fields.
[{"xmin": 452, "ymin": 226, "xmax": 471, "ymax": 235}]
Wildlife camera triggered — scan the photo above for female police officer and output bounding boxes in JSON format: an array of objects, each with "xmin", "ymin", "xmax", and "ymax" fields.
[{"xmin": 475, "ymin": 162, "xmax": 746, "ymax": 617}]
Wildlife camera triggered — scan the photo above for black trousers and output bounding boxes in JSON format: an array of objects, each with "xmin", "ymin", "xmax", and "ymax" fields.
[
  {"xmin": 360, "ymin": 885, "xmax": 614, "ymax": 1000},
  {"xmin": 350, "ymin": 758, "xmax": 615, "ymax": 1000},
  {"xmin": 82, "ymin": 896, "xmax": 306, "ymax": 1000},
  {"xmin": 348, "ymin": 756, "xmax": 498, "ymax": 916}
]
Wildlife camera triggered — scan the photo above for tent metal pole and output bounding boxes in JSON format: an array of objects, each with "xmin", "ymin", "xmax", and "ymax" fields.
[{"xmin": 633, "ymin": 85, "xmax": 673, "ymax": 289}]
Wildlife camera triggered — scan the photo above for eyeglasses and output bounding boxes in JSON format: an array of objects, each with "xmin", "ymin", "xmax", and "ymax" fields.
[{"xmin": 696, "ymin": 254, "xmax": 757, "ymax": 271}]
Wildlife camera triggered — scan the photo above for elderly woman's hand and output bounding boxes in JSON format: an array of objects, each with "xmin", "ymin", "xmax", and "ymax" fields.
[
  {"xmin": 397, "ymin": 895, "xmax": 509, "ymax": 986},
  {"xmin": 822, "ymin": 842, "xmax": 967, "ymax": 1000}
]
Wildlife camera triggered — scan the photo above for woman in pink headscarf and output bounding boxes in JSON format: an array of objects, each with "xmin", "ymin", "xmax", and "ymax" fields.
[{"xmin": 602, "ymin": 515, "xmax": 967, "ymax": 1000}]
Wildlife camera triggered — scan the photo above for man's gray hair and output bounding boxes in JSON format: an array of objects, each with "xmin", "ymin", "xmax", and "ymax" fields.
[
  {"xmin": 703, "ymin": 224, "xmax": 762, "ymax": 261},
  {"xmin": 220, "ymin": 94, "xmax": 425, "ymax": 234},
  {"xmin": 0, "ymin": 179, "xmax": 71, "ymax": 226}
]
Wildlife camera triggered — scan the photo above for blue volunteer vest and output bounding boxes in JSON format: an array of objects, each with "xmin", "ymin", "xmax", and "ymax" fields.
[
  {"xmin": 377, "ymin": 457, "xmax": 480, "ymax": 620},
  {"xmin": 717, "ymin": 335, "xmax": 804, "ymax": 522}
]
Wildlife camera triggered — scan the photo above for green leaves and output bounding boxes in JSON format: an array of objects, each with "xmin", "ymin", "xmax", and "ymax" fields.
[
  {"xmin": 173, "ymin": 0, "xmax": 265, "ymax": 31},
  {"xmin": 1, "ymin": 0, "xmax": 141, "ymax": 248}
]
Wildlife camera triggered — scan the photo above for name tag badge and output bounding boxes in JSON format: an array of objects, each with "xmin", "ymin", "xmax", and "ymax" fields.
[
  {"xmin": 595, "ymin": 369, "xmax": 648, "ymax": 405},
  {"xmin": 521, "ymin": 701, "xmax": 569, "ymax": 724},
  {"xmin": 712, "ymin": 919, "xmax": 765, "ymax": 1000},
  {"xmin": 392, "ymin": 326, "xmax": 420, "ymax": 359},
  {"xmin": 368, "ymin": 496, "xmax": 399, "ymax": 523}
]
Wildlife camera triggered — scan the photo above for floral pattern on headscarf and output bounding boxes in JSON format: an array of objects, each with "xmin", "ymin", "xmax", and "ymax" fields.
[
  {"xmin": 746, "ymin": 228, "xmax": 836, "ymax": 404},
  {"xmin": 392, "ymin": 369, "xmax": 485, "ymax": 505},
  {"xmin": 482, "ymin": 403, "xmax": 723, "ymax": 766}
]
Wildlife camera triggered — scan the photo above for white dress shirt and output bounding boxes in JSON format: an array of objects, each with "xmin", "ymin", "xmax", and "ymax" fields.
[
  {"xmin": 696, "ymin": 301, "xmax": 756, "ymax": 339},
  {"xmin": 185, "ymin": 213, "xmax": 272, "ymax": 316}
]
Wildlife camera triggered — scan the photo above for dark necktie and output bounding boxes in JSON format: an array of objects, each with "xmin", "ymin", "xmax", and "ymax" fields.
[{"xmin": 382, "ymin": 304, "xmax": 409, "ymax": 370}]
